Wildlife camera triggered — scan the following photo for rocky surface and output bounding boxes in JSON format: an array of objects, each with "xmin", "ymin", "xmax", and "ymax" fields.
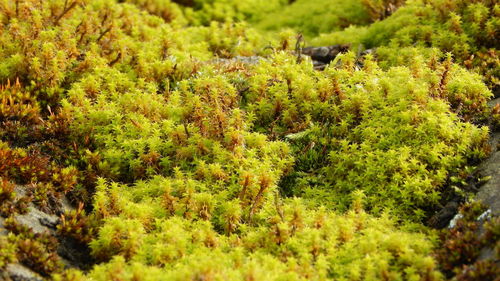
[
  {"xmin": 0, "ymin": 186, "xmax": 92, "ymax": 280},
  {"xmin": 212, "ymin": 45, "xmax": 355, "ymax": 71},
  {"xmin": 477, "ymin": 152, "xmax": 500, "ymax": 215},
  {"xmin": 302, "ymin": 44, "xmax": 350, "ymax": 70},
  {"xmin": 450, "ymin": 97, "xmax": 500, "ymax": 266},
  {"xmin": 476, "ymin": 97, "xmax": 500, "ymax": 216},
  {"xmin": 431, "ymin": 97, "xmax": 500, "ymax": 229},
  {"xmin": 14, "ymin": 207, "xmax": 59, "ymax": 235},
  {"xmin": 302, "ymin": 45, "xmax": 349, "ymax": 63},
  {"xmin": 213, "ymin": 55, "xmax": 263, "ymax": 65},
  {"xmin": 1, "ymin": 264, "xmax": 44, "ymax": 281}
]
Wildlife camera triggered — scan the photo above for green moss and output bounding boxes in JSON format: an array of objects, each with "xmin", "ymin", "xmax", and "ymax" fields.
[
  {"xmin": 0, "ymin": 0, "xmax": 497, "ymax": 279},
  {"xmin": 175, "ymin": 0, "xmax": 289, "ymax": 26},
  {"xmin": 84, "ymin": 177, "xmax": 442, "ymax": 280},
  {"xmin": 2, "ymin": 217, "xmax": 64, "ymax": 276},
  {"xmin": 256, "ymin": 0, "xmax": 371, "ymax": 39},
  {"xmin": 311, "ymin": 0, "xmax": 499, "ymax": 89},
  {"xmin": 242, "ymin": 52, "xmax": 490, "ymax": 220},
  {"xmin": 0, "ymin": 236, "xmax": 17, "ymax": 269}
]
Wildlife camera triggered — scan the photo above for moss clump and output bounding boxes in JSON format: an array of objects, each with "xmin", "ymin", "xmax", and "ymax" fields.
[
  {"xmin": 243, "ymin": 52, "xmax": 490, "ymax": 220},
  {"xmin": 57, "ymin": 203, "xmax": 97, "ymax": 244},
  {"xmin": 0, "ymin": 236, "xmax": 17, "ymax": 269},
  {"xmin": 0, "ymin": 0, "xmax": 497, "ymax": 279},
  {"xmin": 256, "ymin": 0, "xmax": 371, "ymax": 38},
  {"xmin": 312, "ymin": 0, "xmax": 499, "ymax": 89},
  {"xmin": 85, "ymin": 178, "xmax": 442, "ymax": 280},
  {"xmin": 2, "ymin": 217, "xmax": 64, "ymax": 276}
]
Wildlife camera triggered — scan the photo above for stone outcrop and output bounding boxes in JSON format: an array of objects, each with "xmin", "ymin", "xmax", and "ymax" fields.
[
  {"xmin": 476, "ymin": 97, "xmax": 500, "ymax": 216},
  {"xmin": 0, "ymin": 186, "xmax": 92, "ymax": 280}
]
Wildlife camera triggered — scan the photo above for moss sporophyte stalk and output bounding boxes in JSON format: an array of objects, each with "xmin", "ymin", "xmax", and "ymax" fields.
[{"xmin": 0, "ymin": 0, "xmax": 498, "ymax": 280}]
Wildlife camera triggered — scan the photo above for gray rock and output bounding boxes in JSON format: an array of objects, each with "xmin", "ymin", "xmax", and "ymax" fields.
[
  {"xmin": 4, "ymin": 263, "xmax": 43, "ymax": 281},
  {"xmin": 458, "ymin": 94, "xmax": 500, "ymax": 264},
  {"xmin": 448, "ymin": 213, "xmax": 463, "ymax": 229},
  {"xmin": 14, "ymin": 207, "xmax": 59, "ymax": 235},
  {"xmin": 13, "ymin": 185, "xmax": 28, "ymax": 198},
  {"xmin": 429, "ymin": 199, "xmax": 460, "ymax": 229},
  {"xmin": 475, "ymin": 96, "xmax": 500, "ymax": 215},
  {"xmin": 213, "ymin": 56, "xmax": 263, "ymax": 65},
  {"xmin": 312, "ymin": 60, "xmax": 327, "ymax": 71},
  {"xmin": 0, "ymin": 184, "xmax": 94, "ymax": 273},
  {"xmin": 60, "ymin": 197, "xmax": 74, "ymax": 214},
  {"xmin": 302, "ymin": 45, "xmax": 349, "ymax": 63},
  {"xmin": 487, "ymin": 97, "xmax": 500, "ymax": 108},
  {"xmin": 478, "ymin": 246, "xmax": 496, "ymax": 261},
  {"xmin": 476, "ymin": 151, "xmax": 500, "ymax": 216}
]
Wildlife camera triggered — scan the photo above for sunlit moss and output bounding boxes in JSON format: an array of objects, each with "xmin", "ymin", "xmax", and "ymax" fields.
[{"xmin": 0, "ymin": 0, "xmax": 496, "ymax": 280}]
